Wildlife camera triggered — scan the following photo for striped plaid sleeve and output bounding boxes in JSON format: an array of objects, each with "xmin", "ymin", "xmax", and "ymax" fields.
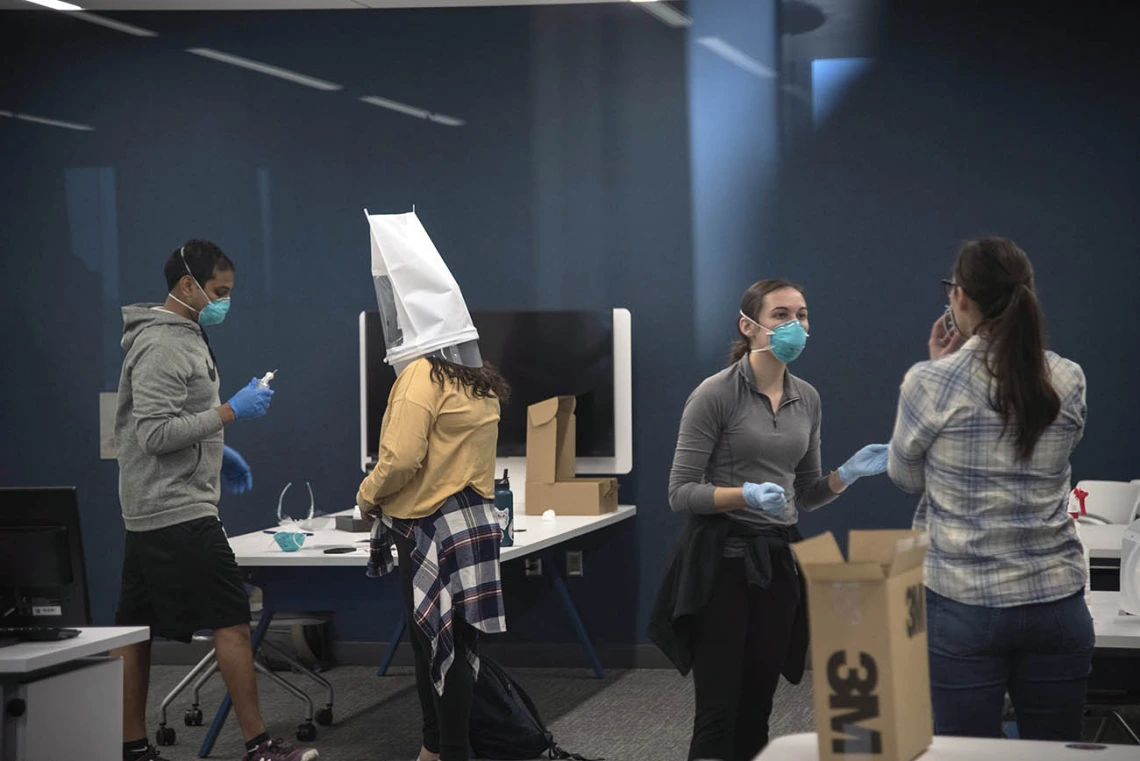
[
  {"xmin": 1058, "ymin": 360, "xmax": 1088, "ymax": 450},
  {"xmin": 888, "ymin": 364, "xmax": 940, "ymax": 495}
]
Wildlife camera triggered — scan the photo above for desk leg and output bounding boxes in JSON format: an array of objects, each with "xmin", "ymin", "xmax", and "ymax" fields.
[
  {"xmin": 198, "ymin": 609, "xmax": 275, "ymax": 758},
  {"xmin": 541, "ymin": 548, "xmax": 604, "ymax": 679},
  {"xmin": 376, "ymin": 613, "xmax": 406, "ymax": 677}
]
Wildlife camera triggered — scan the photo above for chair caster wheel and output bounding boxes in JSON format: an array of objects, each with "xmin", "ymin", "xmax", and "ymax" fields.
[
  {"xmin": 315, "ymin": 708, "xmax": 333, "ymax": 726},
  {"xmin": 156, "ymin": 726, "xmax": 177, "ymax": 746},
  {"xmin": 296, "ymin": 723, "xmax": 317, "ymax": 742},
  {"xmin": 185, "ymin": 708, "xmax": 204, "ymax": 726}
]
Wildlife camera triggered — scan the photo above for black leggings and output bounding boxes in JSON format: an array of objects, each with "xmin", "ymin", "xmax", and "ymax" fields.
[
  {"xmin": 394, "ymin": 532, "xmax": 476, "ymax": 761},
  {"xmin": 689, "ymin": 555, "xmax": 800, "ymax": 761}
]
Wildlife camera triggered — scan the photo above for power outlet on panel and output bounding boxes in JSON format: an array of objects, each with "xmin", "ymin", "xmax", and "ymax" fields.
[
  {"xmin": 524, "ymin": 558, "xmax": 543, "ymax": 577},
  {"xmin": 566, "ymin": 550, "xmax": 584, "ymax": 577}
]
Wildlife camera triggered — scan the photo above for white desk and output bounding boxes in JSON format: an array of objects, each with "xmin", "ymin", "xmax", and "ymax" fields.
[
  {"xmin": 1083, "ymin": 524, "xmax": 1126, "ymax": 561},
  {"xmin": 228, "ymin": 505, "xmax": 637, "ymax": 567},
  {"xmin": 1089, "ymin": 591, "xmax": 1140, "ymax": 650},
  {"xmin": 198, "ymin": 506, "xmax": 638, "ymax": 757},
  {"xmin": 0, "ymin": 626, "xmax": 150, "ymax": 674},
  {"xmin": 754, "ymin": 733, "xmax": 1140, "ymax": 760},
  {"xmin": 1086, "ymin": 592, "xmax": 1140, "ymax": 729},
  {"xmin": 1, "ymin": 626, "xmax": 149, "ymax": 761}
]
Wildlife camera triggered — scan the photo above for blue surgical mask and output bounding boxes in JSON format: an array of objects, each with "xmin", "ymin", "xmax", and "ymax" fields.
[
  {"xmin": 171, "ymin": 246, "xmax": 231, "ymax": 327},
  {"xmin": 197, "ymin": 294, "xmax": 230, "ymax": 327},
  {"xmin": 741, "ymin": 311, "xmax": 809, "ymax": 364}
]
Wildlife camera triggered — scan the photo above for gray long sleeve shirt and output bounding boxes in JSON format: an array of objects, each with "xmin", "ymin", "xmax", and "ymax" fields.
[
  {"xmin": 115, "ymin": 305, "xmax": 225, "ymax": 531},
  {"xmin": 668, "ymin": 356, "xmax": 838, "ymax": 554}
]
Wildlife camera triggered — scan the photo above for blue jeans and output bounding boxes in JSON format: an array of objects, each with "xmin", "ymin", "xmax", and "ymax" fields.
[{"xmin": 926, "ymin": 587, "xmax": 1094, "ymax": 741}]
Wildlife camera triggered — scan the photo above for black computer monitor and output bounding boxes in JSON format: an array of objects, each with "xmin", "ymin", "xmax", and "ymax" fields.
[
  {"xmin": 0, "ymin": 487, "xmax": 91, "ymax": 627},
  {"xmin": 361, "ymin": 310, "xmax": 616, "ymax": 466}
]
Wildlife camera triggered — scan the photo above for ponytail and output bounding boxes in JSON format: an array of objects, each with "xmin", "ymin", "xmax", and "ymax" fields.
[
  {"xmin": 955, "ymin": 238, "xmax": 1060, "ymax": 460},
  {"xmin": 728, "ymin": 338, "xmax": 751, "ymax": 365}
]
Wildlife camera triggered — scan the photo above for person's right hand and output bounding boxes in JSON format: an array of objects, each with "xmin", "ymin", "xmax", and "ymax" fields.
[
  {"xmin": 742, "ymin": 482, "xmax": 787, "ymax": 515},
  {"xmin": 356, "ymin": 495, "xmax": 379, "ymax": 522},
  {"xmin": 928, "ymin": 313, "xmax": 966, "ymax": 361},
  {"xmin": 227, "ymin": 378, "xmax": 274, "ymax": 420}
]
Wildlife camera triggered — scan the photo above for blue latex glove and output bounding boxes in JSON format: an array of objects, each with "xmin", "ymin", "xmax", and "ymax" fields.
[
  {"xmin": 221, "ymin": 445, "xmax": 253, "ymax": 495},
  {"xmin": 742, "ymin": 482, "xmax": 787, "ymax": 514},
  {"xmin": 837, "ymin": 443, "xmax": 890, "ymax": 485},
  {"xmin": 226, "ymin": 378, "xmax": 274, "ymax": 420}
]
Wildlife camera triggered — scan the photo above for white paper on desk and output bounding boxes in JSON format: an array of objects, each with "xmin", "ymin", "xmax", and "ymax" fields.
[{"xmin": 365, "ymin": 208, "xmax": 479, "ymax": 368}]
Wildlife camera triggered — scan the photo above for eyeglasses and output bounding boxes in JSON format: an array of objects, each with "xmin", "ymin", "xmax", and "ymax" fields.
[{"xmin": 941, "ymin": 279, "xmax": 958, "ymax": 299}]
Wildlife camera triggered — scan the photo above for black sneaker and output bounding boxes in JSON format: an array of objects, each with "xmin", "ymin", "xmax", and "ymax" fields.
[{"xmin": 242, "ymin": 738, "xmax": 319, "ymax": 761}]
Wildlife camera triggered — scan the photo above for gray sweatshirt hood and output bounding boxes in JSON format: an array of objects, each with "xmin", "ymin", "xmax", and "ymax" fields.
[{"xmin": 121, "ymin": 304, "xmax": 202, "ymax": 353}]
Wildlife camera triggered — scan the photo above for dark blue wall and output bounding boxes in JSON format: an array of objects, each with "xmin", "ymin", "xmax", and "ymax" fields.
[
  {"xmin": 765, "ymin": 3, "xmax": 1140, "ymax": 546},
  {"xmin": 689, "ymin": 0, "xmax": 780, "ymax": 368},
  {"xmin": 0, "ymin": 5, "xmax": 693, "ymax": 649},
  {"xmin": 5, "ymin": 1, "xmax": 1136, "ymax": 653}
]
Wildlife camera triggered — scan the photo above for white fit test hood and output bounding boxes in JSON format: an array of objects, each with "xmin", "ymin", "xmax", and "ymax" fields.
[{"xmin": 365, "ymin": 208, "xmax": 482, "ymax": 374}]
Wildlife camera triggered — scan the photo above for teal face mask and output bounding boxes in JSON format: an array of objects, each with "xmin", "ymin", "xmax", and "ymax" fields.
[
  {"xmin": 741, "ymin": 311, "xmax": 809, "ymax": 364},
  {"xmin": 197, "ymin": 294, "xmax": 230, "ymax": 327},
  {"xmin": 172, "ymin": 246, "xmax": 231, "ymax": 327}
]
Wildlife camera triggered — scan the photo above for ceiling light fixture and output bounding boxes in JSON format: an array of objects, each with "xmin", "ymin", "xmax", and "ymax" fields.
[
  {"xmin": 360, "ymin": 96, "xmax": 464, "ymax": 127},
  {"xmin": 428, "ymin": 114, "xmax": 465, "ymax": 127},
  {"xmin": 22, "ymin": 0, "xmax": 82, "ymax": 10},
  {"xmin": 630, "ymin": 0, "xmax": 691, "ymax": 28},
  {"xmin": 21, "ymin": 1, "xmax": 158, "ymax": 37},
  {"xmin": 187, "ymin": 48, "xmax": 342, "ymax": 92},
  {"xmin": 72, "ymin": 13, "xmax": 158, "ymax": 37},
  {"xmin": 2, "ymin": 110, "xmax": 94, "ymax": 131}
]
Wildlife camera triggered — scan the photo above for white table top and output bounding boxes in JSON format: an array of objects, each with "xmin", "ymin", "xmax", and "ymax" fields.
[
  {"xmin": 1089, "ymin": 591, "xmax": 1140, "ymax": 650},
  {"xmin": 0, "ymin": 626, "xmax": 149, "ymax": 674},
  {"xmin": 228, "ymin": 505, "xmax": 637, "ymax": 567},
  {"xmin": 755, "ymin": 732, "xmax": 1140, "ymax": 760},
  {"xmin": 1081, "ymin": 523, "xmax": 1126, "ymax": 560}
]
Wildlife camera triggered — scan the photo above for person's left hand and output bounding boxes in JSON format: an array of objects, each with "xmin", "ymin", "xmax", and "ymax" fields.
[
  {"xmin": 837, "ymin": 444, "xmax": 889, "ymax": 485},
  {"xmin": 221, "ymin": 445, "xmax": 253, "ymax": 494}
]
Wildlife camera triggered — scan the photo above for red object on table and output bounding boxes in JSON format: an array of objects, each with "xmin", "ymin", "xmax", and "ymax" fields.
[{"xmin": 1069, "ymin": 487, "xmax": 1088, "ymax": 519}]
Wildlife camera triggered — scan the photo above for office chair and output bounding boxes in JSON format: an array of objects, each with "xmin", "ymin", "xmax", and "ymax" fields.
[{"xmin": 155, "ymin": 612, "xmax": 334, "ymax": 747}]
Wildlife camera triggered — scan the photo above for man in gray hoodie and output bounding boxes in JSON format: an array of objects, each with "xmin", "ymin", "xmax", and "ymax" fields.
[{"xmin": 110, "ymin": 240, "xmax": 317, "ymax": 761}]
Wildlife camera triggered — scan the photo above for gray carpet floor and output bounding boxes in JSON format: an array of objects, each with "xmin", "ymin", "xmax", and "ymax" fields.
[
  {"xmin": 143, "ymin": 665, "xmax": 1140, "ymax": 760},
  {"xmin": 143, "ymin": 665, "xmax": 813, "ymax": 761}
]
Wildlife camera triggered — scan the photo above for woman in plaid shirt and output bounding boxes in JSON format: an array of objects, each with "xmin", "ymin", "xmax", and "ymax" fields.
[
  {"xmin": 357, "ymin": 357, "xmax": 512, "ymax": 761},
  {"xmin": 888, "ymin": 237, "xmax": 1092, "ymax": 741}
]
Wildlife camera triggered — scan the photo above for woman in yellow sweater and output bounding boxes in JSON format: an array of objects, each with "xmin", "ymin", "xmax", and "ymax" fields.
[{"xmin": 356, "ymin": 356, "xmax": 511, "ymax": 761}]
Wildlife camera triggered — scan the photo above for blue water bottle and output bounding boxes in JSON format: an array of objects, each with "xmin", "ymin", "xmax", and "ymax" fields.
[{"xmin": 495, "ymin": 469, "xmax": 514, "ymax": 546}]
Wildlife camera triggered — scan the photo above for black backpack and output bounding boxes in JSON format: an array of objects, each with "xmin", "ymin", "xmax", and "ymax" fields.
[{"xmin": 469, "ymin": 656, "xmax": 600, "ymax": 761}]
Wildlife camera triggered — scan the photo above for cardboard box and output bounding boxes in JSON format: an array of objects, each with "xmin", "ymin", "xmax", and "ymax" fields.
[
  {"xmin": 524, "ymin": 396, "xmax": 618, "ymax": 516},
  {"xmin": 791, "ymin": 530, "xmax": 932, "ymax": 761}
]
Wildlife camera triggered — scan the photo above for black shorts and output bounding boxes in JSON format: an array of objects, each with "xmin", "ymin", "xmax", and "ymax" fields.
[{"xmin": 115, "ymin": 516, "xmax": 251, "ymax": 642}]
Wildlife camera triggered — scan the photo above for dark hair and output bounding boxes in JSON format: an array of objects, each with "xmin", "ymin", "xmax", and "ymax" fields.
[
  {"xmin": 164, "ymin": 239, "xmax": 234, "ymax": 292},
  {"xmin": 728, "ymin": 278, "xmax": 806, "ymax": 365},
  {"xmin": 954, "ymin": 237, "xmax": 1060, "ymax": 459},
  {"xmin": 427, "ymin": 358, "xmax": 512, "ymax": 406}
]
